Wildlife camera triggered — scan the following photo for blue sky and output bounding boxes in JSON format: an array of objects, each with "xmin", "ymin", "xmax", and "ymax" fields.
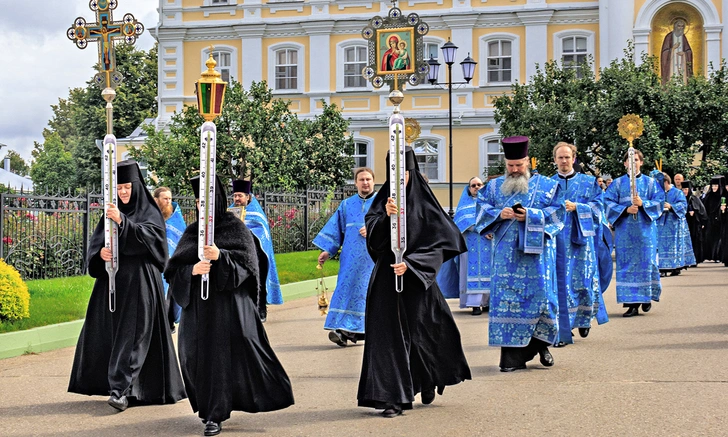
[{"xmin": 0, "ymin": 1, "xmax": 158, "ymax": 162}]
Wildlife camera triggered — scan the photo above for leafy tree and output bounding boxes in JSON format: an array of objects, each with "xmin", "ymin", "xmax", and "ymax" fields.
[
  {"xmin": 4, "ymin": 150, "xmax": 29, "ymax": 176},
  {"xmin": 29, "ymin": 132, "xmax": 76, "ymax": 193},
  {"xmin": 36, "ymin": 44, "xmax": 158, "ymax": 189},
  {"xmin": 130, "ymin": 80, "xmax": 354, "ymax": 193},
  {"xmin": 493, "ymin": 44, "xmax": 728, "ymax": 186}
]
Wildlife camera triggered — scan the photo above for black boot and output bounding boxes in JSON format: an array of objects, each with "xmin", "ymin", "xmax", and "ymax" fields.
[{"xmin": 204, "ymin": 421, "xmax": 221, "ymax": 436}]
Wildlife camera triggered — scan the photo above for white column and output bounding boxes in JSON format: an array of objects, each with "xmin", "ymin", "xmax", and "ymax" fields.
[
  {"xmin": 236, "ymin": 24, "xmax": 266, "ymax": 90},
  {"xmin": 633, "ymin": 29, "xmax": 650, "ymax": 66},
  {"xmin": 516, "ymin": 11, "xmax": 553, "ymax": 83},
  {"xmin": 724, "ymin": 0, "xmax": 728, "ymax": 61},
  {"xmin": 302, "ymin": 22, "xmax": 334, "ymax": 95},
  {"xmin": 704, "ymin": 26, "xmax": 723, "ymax": 74},
  {"xmin": 443, "ymin": 16, "xmax": 477, "ymax": 84},
  {"xmin": 607, "ymin": 0, "xmax": 635, "ymax": 62}
]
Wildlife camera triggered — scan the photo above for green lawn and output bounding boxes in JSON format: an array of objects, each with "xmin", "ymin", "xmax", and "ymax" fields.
[
  {"xmin": 0, "ymin": 250, "xmax": 340, "ymax": 334},
  {"xmin": 0, "ymin": 276, "xmax": 94, "ymax": 334},
  {"xmin": 274, "ymin": 249, "xmax": 340, "ymax": 283}
]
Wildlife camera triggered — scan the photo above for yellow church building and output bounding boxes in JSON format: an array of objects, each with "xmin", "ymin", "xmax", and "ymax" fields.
[{"xmin": 150, "ymin": 0, "xmax": 727, "ymax": 210}]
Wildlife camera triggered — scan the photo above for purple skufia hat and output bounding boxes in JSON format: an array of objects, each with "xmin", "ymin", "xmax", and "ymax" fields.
[
  {"xmin": 232, "ymin": 179, "xmax": 252, "ymax": 194},
  {"xmin": 501, "ymin": 136, "xmax": 529, "ymax": 160}
]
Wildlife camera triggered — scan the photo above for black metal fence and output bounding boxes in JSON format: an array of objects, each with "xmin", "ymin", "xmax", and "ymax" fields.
[{"xmin": 0, "ymin": 185, "xmax": 356, "ymax": 280}]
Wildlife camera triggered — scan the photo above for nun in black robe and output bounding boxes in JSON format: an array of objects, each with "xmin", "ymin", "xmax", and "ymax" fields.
[
  {"xmin": 720, "ymin": 175, "xmax": 728, "ymax": 266},
  {"xmin": 357, "ymin": 147, "xmax": 471, "ymax": 417},
  {"xmin": 702, "ymin": 176, "xmax": 725, "ymax": 261},
  {"xmin": 681, "ymin": 180, "xmax": 707, "ymax": 264},
  {"xmin": 68, "ymin": 160, "xmax": 186, "ymax": 409},
  {"xmin": 164, "ymin": 176, "xmax": 293, "ymax": 436}
]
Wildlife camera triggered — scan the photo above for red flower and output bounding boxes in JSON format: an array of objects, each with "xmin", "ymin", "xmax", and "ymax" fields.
[{"xmin": 2, "ymin": 237, "xmax": 13, "ymax": 245}]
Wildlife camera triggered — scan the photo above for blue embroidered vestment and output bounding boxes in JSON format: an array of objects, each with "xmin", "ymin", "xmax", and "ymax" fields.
[
  {"xmin": 658, "ymin": 186, "xmax": 688, "ymax": 270},
  {"xmin": 243, "ymin": 197, "xmax": 284, "ymax": 305},
  {"xmin": 475, "ymin": 175, "xmax": 564, "ymax": 347},
  {"xmin": 552, "ymin": 173, "xmax": 605, "ymax": 344},
  {"xmin": 453, "ymin": 185, "xmax": 491, "ymax": 308},
  {"xmin": 313, "ymin": 193, "xmax": 376, "ymax": 334},
  {"xmin": 604, "ymin": 174, "xmax": 663, "ymax": 304}
]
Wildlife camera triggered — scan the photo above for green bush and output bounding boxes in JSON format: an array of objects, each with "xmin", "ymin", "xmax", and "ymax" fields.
[{"xmin": 0, "ymin": 258, "xmax": 30, "ymax": 321}]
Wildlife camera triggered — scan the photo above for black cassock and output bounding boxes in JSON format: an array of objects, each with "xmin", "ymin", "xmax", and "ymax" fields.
[
  {"xmin": 68, "ymin": 161, "xmax": 185, "ymax": 404},
  {"xmin": 357, "ymin": 150, "xmax": 470, "ymax": 411},
  {"xmin": 164, "ymin": 186, "xmax": 293, "ymax": 424},
  {"xmin": 702, "ymin": 185, "xmax": 724, "ymax": 261},
  {"xmin": 685, "ymin": 192, "xmax": 707, "ymax": 264}
]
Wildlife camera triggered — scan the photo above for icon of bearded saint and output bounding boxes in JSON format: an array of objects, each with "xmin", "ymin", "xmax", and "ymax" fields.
[{"xmin": 660, "ymin": 18, "xmax": 693, "ymax": 85}]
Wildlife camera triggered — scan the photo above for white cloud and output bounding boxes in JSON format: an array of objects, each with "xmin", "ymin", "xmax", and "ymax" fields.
[{"xmin": 0, "ymin": 1, "xmax": 158, "ymax": 162}]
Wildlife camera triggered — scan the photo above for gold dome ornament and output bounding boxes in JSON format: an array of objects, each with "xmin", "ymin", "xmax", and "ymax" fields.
[
  {"xmin": 404, "ymin": 118, "xmax": 421, "ymax": 143},
  {"xmin": 617, "ymin": 114, "xmax": 644, "ymax": 144}
]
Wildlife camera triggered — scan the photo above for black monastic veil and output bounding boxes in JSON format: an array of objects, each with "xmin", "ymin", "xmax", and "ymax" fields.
[
  {"xmin": 357, "ymin": 147, "xmax": 471, "ymax": 411},
  {"xmin": 69, "ymin": 160, "xmax": 186, "ymax": 404}
]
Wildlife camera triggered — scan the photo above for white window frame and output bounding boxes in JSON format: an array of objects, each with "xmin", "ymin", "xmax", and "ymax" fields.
[
  {"xmin": 268, "ymin": 43, "xmax": 305, "ymax": 94},
  {"xmin": 346, "ymin": 136, "xmax": 374, "ymax": 182},
  {"xmin": 553, "ymin": 30, "xmax": 596, "ymax": 77},
  {"xmin": 479, "ymin": 134, "xmax": 504, "ymax": 179},
  {"xmin": 336, "ymin": 41, "xmax": 371, "ymax": 92},
  {"xmin": 419, "ymin": 37, "xmax": 446, "ymax": 89},
  {"xmin": 479, "ymin": 33, "xmax": 520, "ymax": 87},
  {"xmin": 201, "ymin": 45, "xmax": 237, "ymax": 83},
  {"xmin": 411, "ymin": 134, "xmax": 445, "ymax": 182}
]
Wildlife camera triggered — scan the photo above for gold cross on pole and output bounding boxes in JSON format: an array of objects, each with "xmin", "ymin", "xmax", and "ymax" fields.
[{"xmin": 67, "ymin": 0, "xmax": 145, "ymax": 90}]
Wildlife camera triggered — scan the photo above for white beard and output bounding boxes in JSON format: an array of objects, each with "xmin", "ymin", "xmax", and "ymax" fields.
[{"xmin": 500, "ymin": 169, "xmax": 531, "ymax": 196}]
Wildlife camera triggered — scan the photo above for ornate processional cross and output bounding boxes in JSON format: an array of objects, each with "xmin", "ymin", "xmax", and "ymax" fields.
[{"xmin": 66, "ymin": 0, "xmax": 145, "ymax": 90}]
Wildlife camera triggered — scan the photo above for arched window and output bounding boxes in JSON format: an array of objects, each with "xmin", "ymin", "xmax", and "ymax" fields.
[
  {"xmin": 412, "ymin": 137, "xmax": 443, "ymax": 182},
  {"xmin": 201, "ymin": 46, "xmax": 237, "ymax": 83},
  {"xmin": 553, "ymin": 30, "xmax": 595, "ymax": 78},
  {"xmin": 479, "ymin": 34, "xmax": 519, "ymax": 86},
  {"xmin": 336, "ymin": 41, "xmax": 369, "ymax": 91},
  {"xmin": 269, "ymin": 43, "xmax": 305, "ymax": 93},
  {"xmin": 479, "ymin": 137, "xmax": 504, "ymax": 179}
]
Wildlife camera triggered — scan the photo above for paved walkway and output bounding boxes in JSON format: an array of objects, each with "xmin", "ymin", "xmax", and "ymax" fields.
[{"xmin": 1, "ymin": 263, "xmax": 727, "ymax": 436}]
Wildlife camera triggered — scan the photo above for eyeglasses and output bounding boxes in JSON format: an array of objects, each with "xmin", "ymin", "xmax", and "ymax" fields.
[{"xmin": 470, "ymin": 183, "xmax": 483, "ymax": 188}]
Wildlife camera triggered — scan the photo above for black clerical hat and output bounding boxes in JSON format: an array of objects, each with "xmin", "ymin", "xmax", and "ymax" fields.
[
  {"xmin": 501, "ymin": 136, "xmax": 529, "ymax": 160},
  {"xmin": 117, "ymin": 160, "xmax": 141, "ymax": 184},
  {"xmin": 189, "ymin": 176, "xmax": 201, "ymax": 199},
  {"xmin": 710, "ymin": 175, "xmax": 723, "ymax": 185},
  {"xmin": 232, "ymin": 179, "xmax": 252, "ymax": 194},
  {"xmin": 681, "ymin": 180, "xmax": 693, "ymax": 190}
]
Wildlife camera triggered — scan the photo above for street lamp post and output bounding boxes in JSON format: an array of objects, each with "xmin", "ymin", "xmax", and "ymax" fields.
[{"xmin": 427, "ymin": 39, "xmax": 477, "ymax": 217}]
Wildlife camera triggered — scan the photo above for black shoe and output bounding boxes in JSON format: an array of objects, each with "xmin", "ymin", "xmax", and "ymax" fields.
[
  {"xmin": 471, "ymin": 307, "xmax": 482, "ymax": 316},
  {"xmin": 170, "ymin": 325, "xmax": 176, "ymax": 335},
  {"xmin": 553, "ymin": 341, "xmax": 567, "ymax": 348},
  {"xmin": 107, "ymin": 395, "xmax": 128, "ymax": 411},
  {"xmin": 328, "ymin": 330, "xmax": 347, "ymax": 347},
  {"xmin": 500, "ymin": 364, "xmax": 527, "ymax": 372},
  {"xmin": 669, "ymin": 269, "xmax": 681, "ymax": 276},
  {"xmin": 641, "ymin": 303, "xmax": 652, "ymax": 313},
  {"xmin": 623, "ymin": 307, "xmax": 639, "ymax": 317},
  {"xmin": 538, "ymin": 348, "xmax": 554, "ymax": 367},
  {"xmin": 382, "ymin": 406, "xmax": 403, "ymax": 418},
  {"xmin": 259, "ymin": 308, "xmax": 267, "ymax": 323},
  {"xmin": 482, "ymin": 305, "xmax": 489, "ymax": 313},
  {"xmin": 421, "ymin": 389, "xmax": 435, "ymax": 405},
  {"xmin": 578, "ymin": 327, "xmax": 590, "ymax": 338},
  {"xmin": 204, "ymin": 421, "xmax": 221, "ymax": 436}
]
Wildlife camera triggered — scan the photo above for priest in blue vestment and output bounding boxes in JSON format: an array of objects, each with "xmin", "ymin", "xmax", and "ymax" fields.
[
  {"xmin": 656, "ymin": 172, "xmax": 688, "ymax": 276},
  {"xmin": 604, "ymin": 149, "xmax": 663, "ymax": 317},
  {"xmin": 453, "ymin": 177, "xmax": 492, "ymax": 316},
  {"xmin": 475, "ymin": 136, "xmax": 564, "ymax": 372},
  {"xmin": 231, "ymin": 180, "xmax": 283, "ymax": 323},
  {"xmin": 314, "ymin": 167, "xmax": 376, "ymax": 347},
  {"xmin": 154, "ymin": 187, "xmax": 187, "ymax": 332},
  {"xmin": 551, "ymin": 142, "xmax": 605, "ymax": 345}
]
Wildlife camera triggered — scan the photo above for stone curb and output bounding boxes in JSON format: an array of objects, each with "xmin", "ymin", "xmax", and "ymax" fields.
[{"xmin": 0, "ymin": 275, "xmax": 339, "ymax": 360}]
